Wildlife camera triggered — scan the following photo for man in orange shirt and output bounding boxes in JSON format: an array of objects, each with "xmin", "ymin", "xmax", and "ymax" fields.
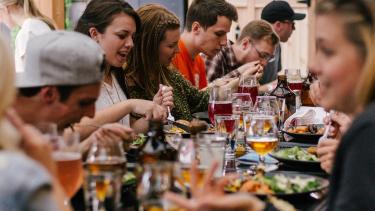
[{"xmin": 172, "ymin": 0, "xmax": 238, "ymax": 89}]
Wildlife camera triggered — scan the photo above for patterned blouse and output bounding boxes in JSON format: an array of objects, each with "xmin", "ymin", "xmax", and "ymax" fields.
[{"xmin": 127, "ymin": 71, "xmax": 209, "ymax": 121}]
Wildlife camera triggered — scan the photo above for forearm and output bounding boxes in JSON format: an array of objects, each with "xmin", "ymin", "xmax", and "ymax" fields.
[
  {"xmin": 130, "ymin": 117, "xmax": 149, "ymax": 134},
  {"xmin": 75, "ymin": 100, "xmax": 137, "ymax": 139}
]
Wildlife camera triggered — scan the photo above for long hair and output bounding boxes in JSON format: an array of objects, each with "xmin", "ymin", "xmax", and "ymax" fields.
[
  {"xmin": 0, "ymin": 0, "xmax": 55, "ymax": 29},
  {"xmin": 316, "ymin": 0, "xmax": 374, "ymax": 110},
  {"xmin": 0, "ymin": 36, "xmax": 19, "ymax": 150},
  {"xmin": 125, "ymin": 4, "xmax": 180, "ymax": 98},
  {"xmin": 75, "ymin": 0, "xmax": 140, "ymax": 38}
]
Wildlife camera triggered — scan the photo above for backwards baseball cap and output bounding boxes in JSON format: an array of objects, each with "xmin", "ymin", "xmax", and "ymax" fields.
[
  {"xmin": 261, "ymin": 1, "xmax": 306, "ymax": 23},
  {"xmin": 17, "ymin": 31, "xmax": 104, "ymax": 88}
]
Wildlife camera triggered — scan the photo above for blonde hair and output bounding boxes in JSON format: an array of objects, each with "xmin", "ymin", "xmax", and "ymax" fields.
[
  {"xmin": 0, "ymin": 36, "xmax": 20, "ymax": 150},
  {"xmin": 238, "ymin": 20, "xmax": 279, "ymax": 46},
  {"xmin": 0, "ymin": 0, "xmax": 56, "ymax": 29}
]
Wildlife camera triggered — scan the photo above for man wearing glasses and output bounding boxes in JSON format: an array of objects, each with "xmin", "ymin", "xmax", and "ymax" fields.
[
  {"xmin": 260, "ymin": 0, "xmax": 306, "ymax": 86},
  {"xmin": 204, "ymin": 20, "xmax": 279, "ymax": 85}
]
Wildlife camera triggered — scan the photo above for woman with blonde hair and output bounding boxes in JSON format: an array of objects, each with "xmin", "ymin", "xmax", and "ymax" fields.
[
  {"xmin": 0, "ymin": 36, "xmax": 69, "ymax": 210},
  {"xmin": 0, "ymin": 0, "xmax": 55, "ymax": 73}
]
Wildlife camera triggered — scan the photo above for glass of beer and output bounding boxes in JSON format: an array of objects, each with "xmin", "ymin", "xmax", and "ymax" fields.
[
  {"xmin": 51, "ymin": 131, "xmax": 83, "ymax": 206},
  {"xmin": 83, "ymin": 137, "xmax": 126, "ymax": 211},
  {"xmin": 246, "ymin": 115, "xmax": 278, "ymax": 169},
  {"xmin": 255, "ymin": 96, "xmax": 281, "ymax": 130}
]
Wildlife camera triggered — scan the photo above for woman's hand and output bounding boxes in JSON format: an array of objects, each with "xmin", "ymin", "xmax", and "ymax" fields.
[
  {"xmin": 324, "ymin": 111, "xmax": 352, "ymax": 139},
  {"xmin": 153, "ymin": 84, "xmax": 174, "ymax": 109},
  {"xmin": 317, "ymin": 138, "xmax": 340, "ymax": 174}
]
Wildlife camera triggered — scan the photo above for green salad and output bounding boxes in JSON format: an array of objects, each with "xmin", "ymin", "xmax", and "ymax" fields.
[
  {"xmin": 132, "ymin": 134, "xmax": 146, "ymax": 146},
  {"xmin": 262, "ymin": 174, "xmax": 321, "ymax": 194},
  {"xmin": 273, "ymin": 146, "xmax": 319, "ymax": 161}
]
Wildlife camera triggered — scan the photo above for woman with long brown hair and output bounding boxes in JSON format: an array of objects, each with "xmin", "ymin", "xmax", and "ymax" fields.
[
  {"xmin": 0, "ymin": 0, "xmax": 55, "ymax": 73},
  {"xmin": 125, "ymin": 4, "xmax": 237, "ymax": 121},
  {"xmin": 74, "ymin": 0, "xmax": 169, "ymax": 137}
]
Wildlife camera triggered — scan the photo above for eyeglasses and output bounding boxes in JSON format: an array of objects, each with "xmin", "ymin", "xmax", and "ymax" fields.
[
  {"xmin": 283, "ymin": 20, "xmax": 295, "ymax": 30},
  {"xmin": 252, "ymin": 45, "xmax": 274, "ymax": 62}
]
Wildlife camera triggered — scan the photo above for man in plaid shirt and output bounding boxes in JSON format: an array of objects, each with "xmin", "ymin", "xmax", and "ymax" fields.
[{"xmin": 204, "ymin": 20, "xmax": 279, "ymax": 84}]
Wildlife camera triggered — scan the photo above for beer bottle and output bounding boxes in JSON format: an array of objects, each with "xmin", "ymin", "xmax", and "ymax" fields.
[
  {"xmin": 270, "ymin": 75, "xmax": 297, "ymax": 120},
  {"xmin": 140, "ymin": 120, "xmax": 177, "ymax": 164}
]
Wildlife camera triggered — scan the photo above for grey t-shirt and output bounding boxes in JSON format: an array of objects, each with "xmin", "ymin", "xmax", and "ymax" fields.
[
  {"xmin": 260, "ymin": 45, "xmax": 281, "ymax": 85},
  {"xmin": 0, "ymin": 151, "xmax": 58, "ymax": 211}
]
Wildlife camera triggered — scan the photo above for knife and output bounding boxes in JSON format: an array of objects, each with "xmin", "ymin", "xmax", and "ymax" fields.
[{"xmin": 167, "ymin": 119, "xmax": 191, "ymax": 133}]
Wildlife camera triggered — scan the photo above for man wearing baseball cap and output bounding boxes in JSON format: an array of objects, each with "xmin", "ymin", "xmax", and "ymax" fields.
[
  {"xmin": 260, "ymin": 0, "xmax": 306, "ymax": 86},
  {"xmin": 14, "ymin": 31, "xmax": 105, "ymax": 131}
]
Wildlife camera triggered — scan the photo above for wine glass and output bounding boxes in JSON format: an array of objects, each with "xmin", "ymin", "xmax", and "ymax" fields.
[
  {"xmin": 83, "ymin": 137, "xmax": 126, "ymax": 211},
  {"xmin": 246, "ymin": 114, "xmax": 279, "ymax": 170},
  {"xmin": 232, "ymin": 93, "xmax": 252, "ymax": 131},
  {"xmin": 208, "ymin": 87, "xmax": 232, "ymax": 125},
  {"xmin": 285, "ymin": 68, "xmax": 303, "ymax": 91},
  {"xmin": 52, "ymin": 131, "xmax": 83, "ymax": 205},
  {"xmin": 238, "ymin": 75, "xmax": 258, "ymax": 104},
  {"xmin": 255, "ymin": 96, "xmax": 281, "ymax": 130},
  {"xmin": 137, "ymin": 162, "xmax": 177, "ymax": 211}
]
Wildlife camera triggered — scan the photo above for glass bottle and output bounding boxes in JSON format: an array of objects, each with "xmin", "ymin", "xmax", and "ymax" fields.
[
  {"xmin": 270, "ymin": 75, "xmax": 296, "ymax": 121},
  {"xmin": 140, "ymin": 120, "xmax": 177, "ymax": 164}
]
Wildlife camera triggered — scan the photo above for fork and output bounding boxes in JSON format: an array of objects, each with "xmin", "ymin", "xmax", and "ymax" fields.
[
  {"xmin": 161, "ymin": 85, "xmax": 175, "ymax": 122},
  {"xmin": 167, "ymin": 106, "xmax": 175, "ymax": 122},
  {"xmin": 319, "ymin": 110, "xmax": 334, "ymax": 141}
]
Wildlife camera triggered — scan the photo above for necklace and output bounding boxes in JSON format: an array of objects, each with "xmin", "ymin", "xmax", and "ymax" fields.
[{"xmin": 103, "ymin": 75, "xmax": 126, "ymax": 125}]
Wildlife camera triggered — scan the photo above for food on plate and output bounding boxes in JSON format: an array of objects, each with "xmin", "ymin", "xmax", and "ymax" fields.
[
  {"xmin": 273, "ymin": 146, "xmax": 319, "ymax": 161},
  {"xmin": 132, "ymin": 133, "xmax": 147, "ymax": 146},
  {"xmin": 225, "ymin": 172, "xmax": 322, "ymax": 195},
  {"xmin": 307, "ymin": 146, "xmax": 317, "ymax": 156},
  {"xmin": 168, "ymin": 126, "xmax": 187, "ymax": 134},
  {"xmin": 287, "ymin": 124, "xmax": 324, "ymax": 135},
  {"xmin": 166, "ymin": 119, "xmax": 208, "ymax": 134},
  {"xmin": 235, "ymin": 144, "xmax": 247, "ymax": 157}
]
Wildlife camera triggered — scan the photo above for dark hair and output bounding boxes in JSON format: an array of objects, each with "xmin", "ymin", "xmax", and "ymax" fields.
[
  {"xmin": 125, "ymin": 4, "xmax": 180, "ymax": 98},
  {"xmin": 75, "ymin": 0, "xmax": 140, "ymax": 37},
  {"xmin": 238, "ymin": 20, "xmax": 279, "ymax": 46},
  {"xmin": 18, "ymin": 85, "xmax": 80, "ymax": 102},
  {"xmin": 185, "ymin": 0, "xmax": 238, "ymax": 31}
]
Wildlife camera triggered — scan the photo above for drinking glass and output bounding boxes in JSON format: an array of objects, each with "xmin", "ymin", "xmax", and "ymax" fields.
[
  {"xmin": 237, "ymin": 75, "xmax": 258, "ymax": 104},
  {"xmin": 232, "ymin": 93, "xmax": 252, "ymax": 131},
  {"xmin": 208, "ymin": 87, "xmax": 232, "ymax": 125},
  {"xmin": 214, "ymin": 114, "xmax": 240, "ymax": 145},
  {"xmin": 286, "ymin": 68, "xmax": 303, "ymax": 109},
  {"xmin": 286, "ymin": 68, "xmax": 303, "ymax": 91},
  {"xmin": 255, "ymin": 96, "xmax": 281, "ymax": 130},
  {"xmin": 246, "ymin": 115, "xmax": 279, "ymax": 169},
  {"xmin": 83, "ymin": 138, "xmax": 126, "ymax": 211},
  {"xmin": 137, "ymin": 162, "xmax": 177, "ymax": 211}
]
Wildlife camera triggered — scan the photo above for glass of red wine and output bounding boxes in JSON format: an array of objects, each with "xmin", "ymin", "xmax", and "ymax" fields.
[
  {"xmin": 208, "ymin": 87, "xmax": 232, "ymax": 125},
  {"xmin": 238, "ymin": 75, "xmax": 259, "ymax": 104},
  {"xmin": 286, "ymin": 68, "xmax": 303, "ymax": 91}
]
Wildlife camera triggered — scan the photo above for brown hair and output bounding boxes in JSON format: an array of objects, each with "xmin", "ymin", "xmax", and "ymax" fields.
[
  {"xmin": 0, "ymin": 0, "xmax": 55, "ymax": 29},
  {"xmin": 316, "ymin": 0, "xmax": 375, "ymax": 108},
  {"xmin": 185, "ymin": 0, "xmax": 237, "ymax": 31},
  {"xmin": 125, "ymin": 4, "xmax": 180, "ymax": 98},
  {"xmin": 238, "ymin": 20, "xmax": 279, "ymax": 46},
  {"xmin": 75, "ymin": 0, "xmax": 140, "ymax": 38}
]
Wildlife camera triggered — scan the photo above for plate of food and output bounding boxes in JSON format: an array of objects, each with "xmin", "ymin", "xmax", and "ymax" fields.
[
  {"xmin": 270, "ymin": 146, "xmax": 321, "ymax": 170},
  {"xmin": 282, "ymin": 124, "xmax": 325, "ymax": 143},
  {"xmin": 225, "ymin": 171, "xmax": 328, "ymax": 200}
]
